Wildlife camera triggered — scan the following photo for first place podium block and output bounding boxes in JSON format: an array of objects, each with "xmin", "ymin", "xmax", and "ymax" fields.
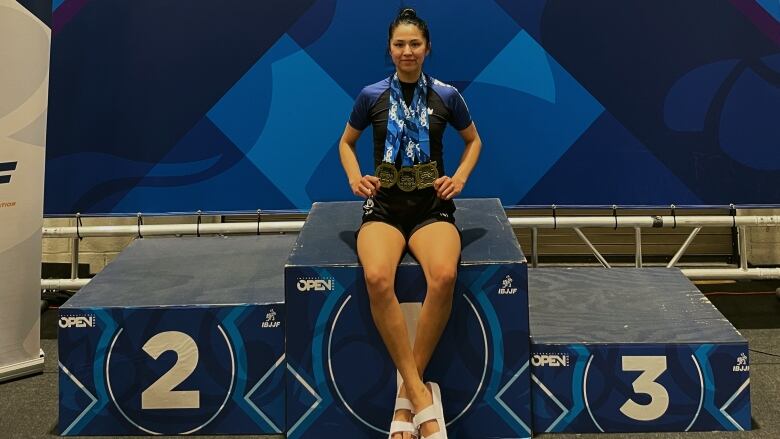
[
  {"xmin": 286, "ymin": 199, "xmax": 531, "ymax": 439},
  {"xmin": 529, "ymin": 268, "xmax": 751, "ymax": 434},
  {"xmin": 58, "ymin": 235, "xmax": 294, "ymax": 436}
]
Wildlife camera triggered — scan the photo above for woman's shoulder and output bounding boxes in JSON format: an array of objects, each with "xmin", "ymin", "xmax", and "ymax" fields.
[
  {"xmin": 427, "ymin": 75, "xmax": 463, "ymax": 100},
  {"xmin": 357, "ymin": 77, "xmax": 391, "ymax": 99}
]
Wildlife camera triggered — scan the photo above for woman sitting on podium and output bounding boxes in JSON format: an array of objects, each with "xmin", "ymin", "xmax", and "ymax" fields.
[{"xmin": 338, "ymin": 8, "xmax": 482, "ymax": 439}]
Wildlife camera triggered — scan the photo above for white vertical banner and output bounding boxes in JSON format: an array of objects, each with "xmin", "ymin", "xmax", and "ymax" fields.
[{"xmin": 0, "ymin": 0, "xmax": 50, "ymax": 381}]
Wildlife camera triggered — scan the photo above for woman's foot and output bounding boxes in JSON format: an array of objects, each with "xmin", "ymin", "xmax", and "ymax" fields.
[
  {"xmin": 408, "ymin": 382, "xmax": 441, "ymax": 438},
  {"xmin": 391, "ymin": 383, "xmax": 416, "ymax": 439}
]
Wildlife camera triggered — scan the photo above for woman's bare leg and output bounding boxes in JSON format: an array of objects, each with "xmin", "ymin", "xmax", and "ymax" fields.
[
  {"xmin": 357, "ymin": 221, "xmax": 428, "ymax": 439},
  {"xmin": 407, "ymin": 221, "xmax": 461, "ymax": 437}
]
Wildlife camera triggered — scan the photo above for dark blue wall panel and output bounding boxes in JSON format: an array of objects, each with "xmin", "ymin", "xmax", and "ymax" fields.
[{"xmin": 45, "ymin": 0, "xmax": 780, "ymax": 214}]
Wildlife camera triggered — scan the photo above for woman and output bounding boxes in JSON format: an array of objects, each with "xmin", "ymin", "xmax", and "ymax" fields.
[{"xmin": 338, "ymin": 8, "xmax": 482, "ymax": 439}]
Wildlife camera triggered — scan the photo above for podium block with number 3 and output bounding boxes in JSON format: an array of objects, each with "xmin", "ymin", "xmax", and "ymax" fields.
[{"xmin": 529, "ymin": 268, "xmax": 751, "ymax": 433}]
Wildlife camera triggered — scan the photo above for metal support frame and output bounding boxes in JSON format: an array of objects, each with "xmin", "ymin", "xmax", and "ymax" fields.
[
  {"xmin": 572, "ymin": 227, "xmax": 611, "ymax": 268},
  {"xmin": 40, "ymin": 213, "xmax": 780, "ymax": 291},
  {"xmin": 71, "ymin": 238, "xmax": 79, "ymax": 279},
  {"xmin": 667, "ymin": 228, "xmax": 701, "ymax": 268},
  {"xmin": 739, "ymin": 226, "xmax": 749, "ymax": 271},
  {"xmin": 634, "ymin": 227, "xmax": 642, "ymax": 268}
]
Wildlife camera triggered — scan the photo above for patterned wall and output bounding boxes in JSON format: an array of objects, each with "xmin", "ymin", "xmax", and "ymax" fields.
[{"xmin": 45, "ymin": 1, "xmax": 780, "ymax": 214}]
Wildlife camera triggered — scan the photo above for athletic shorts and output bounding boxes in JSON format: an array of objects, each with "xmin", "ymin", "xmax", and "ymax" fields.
[{"xmin": 358, "ymin": 187, "xmax": 456, "ymax": 239}]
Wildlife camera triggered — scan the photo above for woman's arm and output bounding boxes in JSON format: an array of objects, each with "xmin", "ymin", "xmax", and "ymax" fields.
[
  {"xmin": 435, "ymin": 122, "xmax": 482, "ymax": 200},
  {"xmin": 338, "ymin": 123, "xmax": 380, "ymax": 198}
]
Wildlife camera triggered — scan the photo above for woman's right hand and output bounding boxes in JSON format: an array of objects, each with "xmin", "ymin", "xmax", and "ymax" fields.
[{"xmin": 351, "ymin": 175, "xmax": 381, "ymax": 198}]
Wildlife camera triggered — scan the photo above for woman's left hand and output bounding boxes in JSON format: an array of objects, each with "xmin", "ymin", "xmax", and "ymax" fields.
[{"xmin": 434, "ymin": 175, "xmax": 465, "ymax": 200}]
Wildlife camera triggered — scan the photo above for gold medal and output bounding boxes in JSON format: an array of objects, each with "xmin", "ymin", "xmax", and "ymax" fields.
[
  {"xmin": 415, "ymin": 161, "xmax": 438, "ymax": 189},
  {"xmin": 375, "ymin": 163, "xmax": 398, "ymax": 188},
  {"xmin": 397, "ymin": 167, "xmax": 417, "ymax": 192}
]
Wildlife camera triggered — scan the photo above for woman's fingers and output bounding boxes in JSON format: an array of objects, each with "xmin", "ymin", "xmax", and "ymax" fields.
[
  {"xmin": 441, "ymin": 184, "xmax": 458, "ymax": 200},
  {"xmin": 433, "ymin": 176, "xmax": 446, "ymax": 190},
  {"xmin": 360, "ymin": 182, "xmax": 375, "ymax": 197},
  {"xmin": 436, "ymin": 176, "xmax": 452, "ymax": 198},
  {"xmin": 366, "ymin": 175, "xmax": 381, "ymax": 190},
  {"xmin": 353, "ymin": 175, "xmax": 381, "ymax": 198}
]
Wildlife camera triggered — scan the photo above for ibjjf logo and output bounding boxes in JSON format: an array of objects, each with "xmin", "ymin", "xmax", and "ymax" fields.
[
  {"xmin": 297, "ymin": 277, "xmax": 335, "ymax": 292},
  {"xmin": 498, "ymin": 275, "xmax": 518, "ymax": 295},
  {"xmin": 531, "ymin": 353, "xmax": 570, "ymax": 367},
  {"xmin": 0, "ymin": 161, "xmax": 17, "ymax": 185},
  {"xmin": 733, "ymin": 352, "xmax": 749, "ymax": 372},
  {"xmin": 58, "ymin": 314, "xmax": 96, "ymax": 329},
  {"xmin": 262, "ymin": 308, "xmax": 281, "ymax": 328}
]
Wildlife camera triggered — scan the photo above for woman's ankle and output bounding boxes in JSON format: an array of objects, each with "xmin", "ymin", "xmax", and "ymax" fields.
[{"xmin": 405, "ymin": 381, "xmax": 431, "ymax": 406}]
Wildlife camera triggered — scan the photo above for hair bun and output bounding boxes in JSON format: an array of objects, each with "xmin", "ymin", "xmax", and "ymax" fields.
[{"xmin": 399, "ymin": 8, "xmax": 417, "ymax": 19}]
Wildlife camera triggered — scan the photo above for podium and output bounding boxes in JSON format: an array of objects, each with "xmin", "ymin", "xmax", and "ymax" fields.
[
  {"xmin": 58, "ymin": 235, "xmax": 293, "ymax": 436},
  {"xmin": 529, "ymin": 268, "xmax": 751, "ymax": 433},
  {"xmin": 285, "ymin": 199, "xmax": 531, "ymax": 439}
]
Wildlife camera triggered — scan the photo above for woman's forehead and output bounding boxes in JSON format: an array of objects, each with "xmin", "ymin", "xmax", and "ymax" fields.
[{"xmin": 391, "ymin": 24, "xmax": 425, "ymax": 40}]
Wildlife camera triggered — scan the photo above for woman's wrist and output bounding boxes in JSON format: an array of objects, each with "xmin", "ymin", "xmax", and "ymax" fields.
[{"xmin": 452, "ymin": 172, "xmax": 467, "ymax": 185}]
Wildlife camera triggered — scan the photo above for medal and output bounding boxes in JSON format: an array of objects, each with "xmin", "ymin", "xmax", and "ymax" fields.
[
  {"xmin": 397, "ymin": 167, "xmax": 417, "ymax": 192},
  {"xmin": 375, "ymin": 163, "xmax": 398, "ymax": 188},
  {"xmin": 415, "ymin": 161, "xmax": 438, "ymax": 189}
]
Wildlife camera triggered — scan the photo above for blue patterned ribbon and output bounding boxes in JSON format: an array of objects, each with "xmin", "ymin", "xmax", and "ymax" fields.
[{"xmin": 383, "ymin": 73, "xmax": 431, "ymax": 166}]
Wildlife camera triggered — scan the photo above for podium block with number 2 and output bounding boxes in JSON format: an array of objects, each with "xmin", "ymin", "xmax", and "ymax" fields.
[{"xmin": 58, "ymin": 236, "xmax": 292, "ymax": 436}]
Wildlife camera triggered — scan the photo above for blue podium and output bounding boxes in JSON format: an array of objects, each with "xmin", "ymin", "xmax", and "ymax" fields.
[
  {"xmin": 529, "ymin": 268, "xmax": 751, "ymax": 433},
  {"xmin": 285, "ymin": 199, "xmax": 531, "ymax": 439},
  {"xmin": 58, "ymin": 235, "xmax": 293, "ymax": 436}
]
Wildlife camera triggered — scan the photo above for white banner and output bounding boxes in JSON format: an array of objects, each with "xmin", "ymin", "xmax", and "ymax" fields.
[{"xmin": 0, "ymin": 0, "xmax": 50, "ymax": 381}]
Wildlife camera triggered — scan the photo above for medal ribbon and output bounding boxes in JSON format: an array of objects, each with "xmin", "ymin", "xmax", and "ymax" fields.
[{"xmin": 383, "ymin": 72, "xmax": 431, "ymax": 167}]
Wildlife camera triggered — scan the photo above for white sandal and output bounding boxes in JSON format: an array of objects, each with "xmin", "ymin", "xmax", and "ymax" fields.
[
  {"xmin": 388, "ymin": 396, "xmax": 417, "ymax": 439},
  {"xmin": 412, "ymin": 382, "xmax": 447, "ymax": 439}
]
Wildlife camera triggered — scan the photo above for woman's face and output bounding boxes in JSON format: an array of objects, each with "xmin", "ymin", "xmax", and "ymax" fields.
[{"xmin": 389, "ymin": 23, "xmax": 429, "ymax": 78}]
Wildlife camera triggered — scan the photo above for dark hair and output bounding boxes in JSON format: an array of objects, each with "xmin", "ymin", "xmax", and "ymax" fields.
[{"xmin": 388, "ymin": 8, "xmax": 430, "ymax": 47}]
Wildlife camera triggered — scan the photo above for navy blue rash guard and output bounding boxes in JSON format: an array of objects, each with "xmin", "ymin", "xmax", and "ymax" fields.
[{"xmin": 348, "ymin": 75, "xmax": 472, "ymax": 179}]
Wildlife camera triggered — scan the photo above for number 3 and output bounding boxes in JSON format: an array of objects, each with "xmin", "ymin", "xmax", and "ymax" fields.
[
  {"xmin": 619, "ymin": 356, "xmax": 669, "ymax": 421},
  {"xmin": 141, "ymin": 331, "xmax": 200, "ymax": 410}
]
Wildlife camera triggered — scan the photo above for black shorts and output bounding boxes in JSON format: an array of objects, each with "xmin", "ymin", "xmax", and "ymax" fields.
[{"xmin": 358, "ymin": 187, "xmax": 456, "ymax": 239}]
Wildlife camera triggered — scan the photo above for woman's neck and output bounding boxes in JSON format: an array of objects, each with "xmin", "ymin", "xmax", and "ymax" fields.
[{"xmin": 397, "ymin": 69, "xmax": 422, "ymax": 83}]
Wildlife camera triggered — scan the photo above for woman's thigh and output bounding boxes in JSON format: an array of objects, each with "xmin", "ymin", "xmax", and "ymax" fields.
[
  {"xmin": 357, "ymin": 221, "xmax": 407, "ymax": 280},
  {"xmin": 407, "ymin": 221, "xmax": 461, "ymax": 279}
]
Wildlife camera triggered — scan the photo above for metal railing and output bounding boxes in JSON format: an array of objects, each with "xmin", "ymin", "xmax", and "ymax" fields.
[{"xmin": 40, "ymin": 212, "xmax": 780, "ymax": 291}]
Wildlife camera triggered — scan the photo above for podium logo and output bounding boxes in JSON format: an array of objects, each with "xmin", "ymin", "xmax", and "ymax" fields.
[
  {"xmin": 262, "ymin": 308, "xmax": 281, "ymax": 328},
  {"xmin": 498, "ymin": 275, "xmax": 518, "ymax": 295},
  {"xmin": 0, "ymin": 161, "xmax": 17, "ymax": 185},
  {"xmin": 733, "ymin": 352, "xmax": 749, "ymax": 372},
  {"xmin": 297, "ymin": 277, "xmax": 334, "ymax": 292},
  {"xmin": 59, "ymin": 314, "xmax": 96, "ymax": 329},
  {"xmin": 532, "ymin": 353, "xmax": 570, "ymax": 367}
]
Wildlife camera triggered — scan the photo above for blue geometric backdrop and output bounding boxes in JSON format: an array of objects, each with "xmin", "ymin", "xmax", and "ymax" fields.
[{"xmin": 44, "ymin": 0, "xmax": 780, "ymax": 214}]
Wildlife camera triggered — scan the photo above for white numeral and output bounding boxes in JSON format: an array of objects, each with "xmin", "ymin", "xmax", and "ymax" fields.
[
  {"xmin": 619, "ymin": 356, "xmax": 669, "ymax": 421},
  {"xmin": 141, "ymin": 331, "xmax": 200, "ymax": 410}
]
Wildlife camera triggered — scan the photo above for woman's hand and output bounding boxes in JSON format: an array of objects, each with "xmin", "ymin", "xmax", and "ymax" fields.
[
  {"xmin": 351, "ymin": 175, "xmax": 381, "ymax": 198},
  {"xmin": 434, "ymin": 175, "xmax": 465, "ymax": 200}
]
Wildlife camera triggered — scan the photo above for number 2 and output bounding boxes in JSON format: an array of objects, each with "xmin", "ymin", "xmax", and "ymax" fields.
[
  {"xmin": 141, "ymin": 331, "xmax": 200, "ymax": 410},
  {"xmin": 619, "ymin": 356, "xmax": 669, "ymax": 421}
]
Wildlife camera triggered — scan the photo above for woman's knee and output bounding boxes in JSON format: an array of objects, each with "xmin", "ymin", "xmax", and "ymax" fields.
[
  {"xmin": 363, "ymin": 266, "xmax": 395, "ymax": 300},
  {"xmin": 427, "ymin": 264, "xmax": 457, "ymax": 294}
]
